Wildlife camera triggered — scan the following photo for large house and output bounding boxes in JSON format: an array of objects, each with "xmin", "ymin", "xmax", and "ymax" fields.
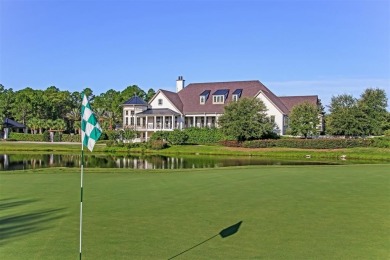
[{"xmin": 122, "ymin": 76, "xmax": 323, "ymax": 141}]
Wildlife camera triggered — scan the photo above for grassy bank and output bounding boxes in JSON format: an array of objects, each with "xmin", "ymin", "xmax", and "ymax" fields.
[
  {"xmin": 1, "ymin": 141, "xmax": 389, "ymax": 160},
  {"xmin": 1, "ymin": 165, "xmax": 389, "ymax": 259},
  {"xmin": 0, "ymin": 142, "xmax": 106, "ymax": 153}
]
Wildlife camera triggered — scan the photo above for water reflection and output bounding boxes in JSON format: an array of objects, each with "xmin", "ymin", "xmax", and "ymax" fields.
[{"xmin": 0, "ymin": 153, "xmax": 351, "ymax": 171}]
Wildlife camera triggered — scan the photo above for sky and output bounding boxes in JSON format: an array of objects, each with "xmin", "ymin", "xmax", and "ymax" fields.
[{"xmin": 0, "ymin": 0, "xmax": 389, "ymax": 110}]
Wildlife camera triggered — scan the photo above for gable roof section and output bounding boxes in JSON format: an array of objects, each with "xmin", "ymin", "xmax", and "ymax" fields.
[
  {"xmin": 279, "ymin": 95, "xmax": 318, "ymax": 113},
  {"xmin": 159, "ymin": 89, "xmax": 183, "ymax": 112},
  {"xmin": 178, "ymin": 80, "xmax": 289, "ymax": 114},
  {"xmin": 123, "ymin": 95, "xmax": 148, "ymax": 105}
]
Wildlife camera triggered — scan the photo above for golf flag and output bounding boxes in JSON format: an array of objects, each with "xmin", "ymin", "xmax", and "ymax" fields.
[{"xmin": 81, "ymin": 94, "xmax": 102, "ymax": 152}]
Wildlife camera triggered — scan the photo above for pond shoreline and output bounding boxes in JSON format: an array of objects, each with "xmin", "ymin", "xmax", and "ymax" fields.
[{"xmin": 0, "ymin": 141, "xmax": 389, "ymax": 161}]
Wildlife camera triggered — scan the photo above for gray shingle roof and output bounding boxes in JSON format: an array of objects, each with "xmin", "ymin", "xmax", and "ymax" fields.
[
  {"xmin": 279, "ymin": 96, "xmax": 319, "ymax": 113},
  {"xmin": 3, "ymin": 118, "xmax": 26, "ymax": 128},
  {"xmin": 177, "ymin": 80, "xmax": 290, "ymax": 114},
  {"xmin": 123, "ymin": 95, "xmax": 148, "ymax": 105},
  {"xmin": 137, "ymin": 108, "xmax": 180, "ymax": 116}
]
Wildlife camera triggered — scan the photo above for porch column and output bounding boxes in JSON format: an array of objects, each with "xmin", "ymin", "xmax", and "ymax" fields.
[
  {"xmin": 204, "ymin": 115, "xmax": 206, "ymax": 128},
  {"xmin": 162, "ymin": 116, "xmax": 165, "ymax": 129},
  {"xmin": 154, "ymin": 116, "xmax": 157, "ymax": 130},
  {"xmin": 172, "ymin": 115, "xmax": 174, "ymax": 129},
  {"xmin": 193, "ymin": 116, "xmax": 196, "ymax": 127}
]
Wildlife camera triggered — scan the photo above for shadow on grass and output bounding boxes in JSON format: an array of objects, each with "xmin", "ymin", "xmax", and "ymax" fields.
[
  {"xmin": 0, "ymin": 198, "xmax": 39, "ymax": 210},
  {"xmin": 168, "ymin": 221, "xmax": 242, "ymax": 259},
  {"xmin": 0, "ymin": 198, "xmax": 66, "ymax": 245}
]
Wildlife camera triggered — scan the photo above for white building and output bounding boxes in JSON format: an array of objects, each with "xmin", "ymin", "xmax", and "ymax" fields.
[{"xmin": 122, "ymin": 77, "xmax": 323, "ymax": 140}]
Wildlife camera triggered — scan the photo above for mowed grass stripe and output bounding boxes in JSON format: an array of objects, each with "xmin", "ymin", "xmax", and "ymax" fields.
[{"xmin": 0, "ymin": 165, "xmax": 389, "ymax": 259}]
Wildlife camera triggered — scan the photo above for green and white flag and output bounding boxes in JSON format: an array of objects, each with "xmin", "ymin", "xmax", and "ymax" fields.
[{"xmin": 81, "ymin": 94, "xmax": 102, "ymax": 152}]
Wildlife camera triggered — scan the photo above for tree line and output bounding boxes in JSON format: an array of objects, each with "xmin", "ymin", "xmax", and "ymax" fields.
[
  {"xmin": 0, "ymin": 84, "xmax": 156, "ymax": 133},
  {"xmin": 218, "ymin": 88, "xmax": 389, "ymax": 141},
  {"xmin": 0, "ymin": 84, "xmax": 388, "ymax": 139}
]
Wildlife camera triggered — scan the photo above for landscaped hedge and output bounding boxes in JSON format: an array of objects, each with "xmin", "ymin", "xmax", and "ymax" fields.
[
  {"xmin": 61, "ymin": 134, "xmax": 81, "ymax": 142},
  {"xmin": 219, "ymin": 140, "xmax": 243, "ymax": 147},
  {"xmin": 241, "ymin": 138, "xmax": 375, "ymax": 149},
  {"xmin": 9, "ymin": 133, "xmax": 44, "ymax": 141},
  {"xmin": 371, "ymin": 136, "xmax": 390, "ymax": 148},
  {"xmin": 8, "ymin": 133, "xmax": 81, "ymax": 142},
  {"xmin": 183, "ymin": 127, "xmax": 226, "ymax": 145}
]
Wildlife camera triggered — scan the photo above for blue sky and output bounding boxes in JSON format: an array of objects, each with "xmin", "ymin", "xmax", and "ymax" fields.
[{"xmin": 1, "ymin": 0, "xmax": 389, "ymax": 110}]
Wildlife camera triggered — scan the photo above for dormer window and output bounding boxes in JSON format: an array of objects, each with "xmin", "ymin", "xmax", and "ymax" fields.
[
  {"xmin": 158, "ymin": 99, "xmax": 163, "ymax": 105},
  {"xmin": 213, "ymin": 95, "xmax": 224, "ymax": 103},
  {"xmin": 232, "ymin": 89, "xmax": 242, "ymax": 102},
  {"xmin": 199, "ymin": 90, "xmax": 210, "ymax": 104},
  {"xmin": 212, "ymin": 89, "xmax": 229, "ymax": 104}
]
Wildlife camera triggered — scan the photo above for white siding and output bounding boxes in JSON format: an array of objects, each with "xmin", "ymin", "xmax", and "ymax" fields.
[
  {"xmin": 122, "ymin": 105, "xmax": 147, "ymax": 127},
  {"xmin": 256, "ymin": 92, "xmax": 285, "ymax": 135},
  {"xmin": 149, "ymin": 92, "xmax": 181, "ymax": 113}
]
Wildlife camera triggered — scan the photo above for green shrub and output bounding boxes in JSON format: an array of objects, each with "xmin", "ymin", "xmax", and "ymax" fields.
[
  {"xmin": 53, "ymin": 132, "xmax": 62, "ymax": 142},
  {"xmin": 8, "ymin": 133, "xmax": 44, "ymax": 141},
  {"xmin": 384, "ymin": 129, "xmax": 390, "ymax": 137},
  {"xmin": 227, "ymin": 138, "xmax": 375, "ymax": 149},
  {"xmin": 125, "ymin": 142, "xmax": 144, "ymax": 149},
  {"xmin": 184, "ymin": 127, "xmax": 226, "ymax": 144},
  {"xmin": 106, "ymin": 130, "xmax": 119, "ymax": 141},
  {"xmin": 219, "ymin": 140, "xmax": 243, "ymax": 147},
  {"xmin": 42, "ymin": 131, "xmax": 50, "ymax": 142},
  {"xmin": 243, "ymin": 139, "xmax": 277, "ymax": 148},
  {"xmin": 62, "ymin": 134, "xmax": 81, "ymax": 142},
  {"xmin": 166, "ymin": 129, "xmax": 189, "ymax": 145},
  {"xmin": 371, "ymin": 136, "xmax": 390, "ymax": 148},
  {"xmin": 106, "ymin": 140, "xmax": 116, "ymax": 147},
  {"xmin": 99, "ymin": 132, "xmax": 108, "ymax": 140},
  {"xmin": 150, "ymin": 131, "xmax": 169, "ymax": 141},
  {"xmin": 147, "ymin": 140, "xmax": 168, "ymax": 150}
]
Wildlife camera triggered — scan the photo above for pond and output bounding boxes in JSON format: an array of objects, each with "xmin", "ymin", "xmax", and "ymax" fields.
[{"xmin": 0, "ymin": 153, "xmax": 377, "ymax": 171}]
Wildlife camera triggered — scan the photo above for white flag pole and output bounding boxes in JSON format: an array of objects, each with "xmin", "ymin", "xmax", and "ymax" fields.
[{"xmin": 80, "ymin": 131, "xmax": 84, "ymax": 260}]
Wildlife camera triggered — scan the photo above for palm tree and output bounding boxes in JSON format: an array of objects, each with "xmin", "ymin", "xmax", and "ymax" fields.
[
  {"xmin": 66, "ymin": 108, "xmax": 81, "ymax": 134},
  {"xmin": 44, "ymin": 119, "xmax": 55, "ymax": 142},
  {"xmin": 74, "ymin": 121, "xmax": 81, "ymax": 134},
  {"xmin": 45, "ymin": 119, "xmax": 56, "ymax": 131},
  {"xmin": 37, "ymin": 119, "xmax": 46, "ymax": 134},
  {"xmin": 105, "ymin": 111, "xmax": 119, "ymax": 130},
  {"xmin": 94, "ymin": 108, "xmax": 106, "ymax": 125},
  {"xmin": 54, "ymin": 119, "xmax": 66, "ymax": 132},
  {"xmin": 27, "ymin": 118, "xmax": 39, "ymax": 134}
]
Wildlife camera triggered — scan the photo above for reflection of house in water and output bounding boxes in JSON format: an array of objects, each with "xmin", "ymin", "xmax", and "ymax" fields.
[
  {"xmin": 114, "ymin": 156, "xmax": 184, "ymax": 169},
  {"xmin": 1, "ymin": 154, "xmax": 9, "ymax": 170}
]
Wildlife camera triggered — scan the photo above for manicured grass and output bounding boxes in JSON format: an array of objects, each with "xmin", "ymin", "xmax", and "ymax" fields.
[
  {"xmin": 158, "ymin": 145, "xmax": 390, "ymax": 160},
  {"xmin": 1, "ymin": 165, "xmax": 389, "ymax": 259},
  {"xmin": 0, "ymin": 142, "xmax": 106, "ymax": 153}
]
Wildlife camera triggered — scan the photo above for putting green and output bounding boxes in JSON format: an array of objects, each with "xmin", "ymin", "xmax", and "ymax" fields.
[{"xmin": 1, "ymin": 165, "xmax": 389, "ymax": 259}]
